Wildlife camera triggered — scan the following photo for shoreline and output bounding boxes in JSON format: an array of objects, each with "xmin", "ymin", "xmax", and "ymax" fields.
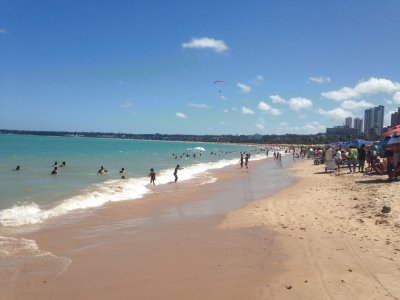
[
  {"xmin": 2, "ymin": 156, "xmax": 399, "ymax": 299},
  {"xmin": 2, "ymin": 156, "xmax": 294, "ymax": 300}
]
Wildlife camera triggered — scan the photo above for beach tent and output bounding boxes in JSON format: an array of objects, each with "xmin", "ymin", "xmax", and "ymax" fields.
[
  {"xmin": 383, "ymin": 125, "xmax": 400, "ymax": 137},
  {"xmin": 337, "ymin": 139, "xmax": 373, "ymax": 148},
  {"xmin": 376, "ymin": 133, "xmax": 400, "ymax": 155},
  {"xmin": 387, "ymin": 133, "xmax": 400, "ymax": 145}
]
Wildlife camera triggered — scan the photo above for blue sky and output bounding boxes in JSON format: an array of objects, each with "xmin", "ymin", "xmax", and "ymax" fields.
[{"xmin": 1, "ymin": 0, "xmax": 399, "ymax": 135}]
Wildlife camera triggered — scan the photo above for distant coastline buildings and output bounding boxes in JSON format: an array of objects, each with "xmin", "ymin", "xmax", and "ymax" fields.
[
  {"xmin": 391, "ymin": 107, "xmax": 400, "ymax": 127},
  {"xmin": 354, "ymin": 117, "xmax": 363, "ymax": 135},
  {"xmin": 364, "ymin": 105, "xmax": 384, "ymax": 136},
  {"xmin": 345, "ymin": 117, "xmax": 352, "ymax": 128},
  {"xmin": 326, "ymin": 105, "xmax": 387, "ymax": 138}
]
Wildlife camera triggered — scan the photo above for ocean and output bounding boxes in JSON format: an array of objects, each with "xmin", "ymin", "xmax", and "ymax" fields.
[{"xmin": 0, "ymin": 134, "xmax": 268, "ymax": 227}]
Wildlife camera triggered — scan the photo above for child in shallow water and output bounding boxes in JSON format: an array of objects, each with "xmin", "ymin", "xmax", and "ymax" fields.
[{"xmin": 149, "ymin": 168, "xmax": 156, "ymax": 185}]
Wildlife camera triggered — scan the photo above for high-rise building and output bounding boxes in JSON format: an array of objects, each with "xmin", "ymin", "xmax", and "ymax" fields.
[
  {"xmin": 391, "ymin": 107, "xmax": 400, "ymax": 127},
  {"xmin": 364, "ymin": 105, "xmax": 384, "ymax": 135},
  {"xmin": 354, "ymin": 117, "xmax": 363, "ymax": 134},
  {"xmin": 345, "ymin": 117, "xmax": 353, "ymax": 128}
]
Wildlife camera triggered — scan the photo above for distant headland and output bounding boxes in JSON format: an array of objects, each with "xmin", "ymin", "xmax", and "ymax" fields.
[{"xmin": 0, "ymin": 129, "xmax": 360, "ymax": 145}]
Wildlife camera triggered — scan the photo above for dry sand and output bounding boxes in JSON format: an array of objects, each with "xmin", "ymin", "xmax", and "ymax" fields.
[
  {"xmin": 221, "ymin": 159, "xmax": 400, "ymax": 299},
  {"xmin": 3, "ymin": 158, "xmax": 400, "ymax": 300}
]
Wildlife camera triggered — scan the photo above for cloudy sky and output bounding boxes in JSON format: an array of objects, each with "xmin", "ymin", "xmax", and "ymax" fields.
[{"xmin": 1, "ymin": 0, "xmax": 399, "ymax": 135}]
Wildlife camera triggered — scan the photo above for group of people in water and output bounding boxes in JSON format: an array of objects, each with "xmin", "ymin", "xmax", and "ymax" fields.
[
  {"xmin": 50, "ymin": 161, "xmax": 66, "ymax": 175},
  {"xmin": 95, "ymin": 164, "xmax": 184, "ymax": 186}
]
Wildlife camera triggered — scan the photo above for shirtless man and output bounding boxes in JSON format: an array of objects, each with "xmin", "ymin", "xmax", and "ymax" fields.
[{"xmin": 174, "ymin": 165, "xmax": 183, "ymax": 182}]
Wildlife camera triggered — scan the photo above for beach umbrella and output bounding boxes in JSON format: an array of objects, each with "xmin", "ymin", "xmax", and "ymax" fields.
[
  {"xmin": 387, "ymin": 132, "xmax": 400, "ymax": 145},
  {"xmin": 383, "ymin": 125, "xmax": 400, "ymax": 137},
  {"xmin": 338, "ymin": 139, "xmax": 373, "ymax": 148}
]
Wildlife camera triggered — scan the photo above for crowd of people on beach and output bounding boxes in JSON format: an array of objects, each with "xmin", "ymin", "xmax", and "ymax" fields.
[{"xmin": 305, "ymin": 145, "xmax": 378, "ymax": 173}]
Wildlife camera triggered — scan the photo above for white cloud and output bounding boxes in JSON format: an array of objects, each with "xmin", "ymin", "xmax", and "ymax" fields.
[
  {"xmin": 121, "ymin": 101, "xmax": 132, "ymax": 108},
  {"xmin": 0, "ymin": 28, "xmax": 7, "ymax": 34},
  {"xmin": 175, "ymin": 112, "xmax": 187, "ymax": 119},
  {"xmin": 317, "ymin": 107, "xmax": 353, "ymax": 121},
  {"xmin": 322, "ymin": 77, "xmax": 400, "ymax": 101},
  {"xmin": 231, "ymin": 107, "xmax": 238, "ymax": 111},
  {"xmin": 182, "ymin": 37, "xmax": 229, "ymax": 53},
  {"xmin": 270, "ymin": 108, "xmax": 281, "ymax": 115},
  {"xmin": 257, "ymin": 101, "xmax": 281, "ymax": 115},
  {"xmin": 241, "ymin": 107, "xmax": 255, "ymax": 114},
  {"xmin": 256, "ymin": 75, "xmax": 264, "ymax": 81},
  {"xmin": 394, "ymin": 92, "xmax": 400, "ymax": 104},
  {"xmin": 303, "ymin": 121, "xmax": 326, "ymax": 133},
  {"xmin": 256, "ymin": 123, "xmax": 265, "ymax": 130},
  {"xmin": 340, "ymin": 100, "xmax": 374, "ymax": 110},
  {"xmin": 257, "ymin": 101, "xmax": 271, "ymax": 111},
  {"xmin": 309, "ymin": 76, "xmax": 331, "ymax": 84},
  {"xmin": 269, "ymin": 95, "xmax": 287, "ymax": 104},
  {"xmin": 220, "ymin": 95, "xmax": 227, "ymax": 100},
  {"xmin": 237, "ymin": 83, "xmax": 251, "ymax": 93},
  {"xmin": 188, "ymin": 102, "xmax": 210, "ymax": 109},
  {"xmin": 288, "ymin": 97, "xmax": 313, "ymax": 111},
  {"xmin": 223, "ymin": 109, "xmax": 229, "ymax": 113}
]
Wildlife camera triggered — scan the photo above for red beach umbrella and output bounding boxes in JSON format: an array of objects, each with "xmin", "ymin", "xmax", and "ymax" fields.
[{"xmin": 383, "ymin": 125, "xmax": 400, "ymax": 137}]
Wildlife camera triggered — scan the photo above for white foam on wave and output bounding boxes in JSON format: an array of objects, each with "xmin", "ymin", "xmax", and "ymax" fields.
[{"xmin": 0, "ymin": 154, "xmax": 267, "ymax": 227}]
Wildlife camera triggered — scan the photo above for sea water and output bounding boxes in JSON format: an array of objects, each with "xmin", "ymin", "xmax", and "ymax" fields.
[{"xmin": 0, "ymin": 134, "xmax": 266, "ymax": 227}]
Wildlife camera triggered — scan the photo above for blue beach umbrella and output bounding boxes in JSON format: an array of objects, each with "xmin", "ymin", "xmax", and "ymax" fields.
[{"xmin": 337, "ymin": 139, "xmax": 373, "ymax": 148}]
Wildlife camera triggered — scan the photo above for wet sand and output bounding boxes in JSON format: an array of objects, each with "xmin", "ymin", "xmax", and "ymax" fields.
[
  {"xmin": 4, "ymin": 157, "xmax": 294, "ymax": 300},
  {"xmin": 4, "ymin": 156, "xmax": 400, "ymax": 300}
]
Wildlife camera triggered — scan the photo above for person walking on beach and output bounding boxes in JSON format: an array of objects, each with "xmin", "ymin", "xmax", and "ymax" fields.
[
  {"xmin": 239, "ymin": 154, "xmax": 244, "ymax": 168},
  {"xmin": 335, "ymin": 147, "xmax": 342, "ymax": 171},
  {"xmin": 347, "ymin": 146, "xmax": 358, "ymax": 173},
  {"xmin": 358, "ymin": 144, "xmax": 367, "ymax": 173},
  {"xmin": 149, "ymin": 168, "xmax": 156, "ymax": 185},
  {"xmin": 244, "ymin": 154, "xmax": 249, "ymax": 169},
  {"xmin": 174, "ymin": 164, "xmax": 183, "ymax": 182}
]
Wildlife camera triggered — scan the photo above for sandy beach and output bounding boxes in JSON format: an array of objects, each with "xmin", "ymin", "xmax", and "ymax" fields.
[{"xmin": 3, "ymin": 157, "xmax": 400, "ymax": 300}]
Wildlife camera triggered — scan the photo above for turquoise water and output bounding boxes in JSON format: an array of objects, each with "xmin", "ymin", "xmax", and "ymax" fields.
[{"xmin": 0, "ymin": 134, "xmax": 263, "ymax": 226}]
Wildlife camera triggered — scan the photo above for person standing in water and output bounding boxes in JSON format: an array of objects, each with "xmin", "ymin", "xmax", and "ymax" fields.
[
  {"xmin": 239, "ymin": 154, "xmax": 244, "ymax": 168},
  {"xmin": 174, "ymin": 165, "xmax": 183, "ymax": 182},
  {"xmin": 244, "ymin": 154, "xmax": 250, "ymax": 169},
  {"xmin": 149, "ymin": 168, "xmax": 156, "ymax": 185}
]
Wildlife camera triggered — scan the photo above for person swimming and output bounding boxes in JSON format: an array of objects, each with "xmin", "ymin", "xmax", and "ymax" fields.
[
  {"xmin": 119, "ymin": 167, "xmax": 126, "ymax": 179},
  {"xmin": 13, "ymin": 166, "xmax": 20, "ymax": 171},
  {"xmin": 59, "ymin": 161, "xmax": 66, "ymax": 167},
  {"xmin": 51, "ymin": 167, "xmax": 58, "ymax": 175},
  {"xmin": 97, "ymin": 166, "xmax": 108, "ymax": 175}
]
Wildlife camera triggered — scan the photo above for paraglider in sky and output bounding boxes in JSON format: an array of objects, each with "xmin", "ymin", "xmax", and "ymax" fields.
[{"xmin": 214, "ymin": 80, "xmax": 226, "ymax": 94}]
